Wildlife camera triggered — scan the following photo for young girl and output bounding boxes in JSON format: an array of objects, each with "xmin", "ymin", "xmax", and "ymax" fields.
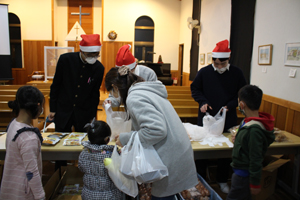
[
  {"xmin": 0, "ymin": 86, "xmax": 45, "ymax": 200},
  {"xmin": 78, "ymin": 119, "xmax": 122, "ymax": 200},
  {"xmin": 105, "ymin": 66, "xmax": 198, "ymax": 200}
]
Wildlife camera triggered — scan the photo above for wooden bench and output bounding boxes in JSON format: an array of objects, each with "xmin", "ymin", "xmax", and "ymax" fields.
[
  {"xmin": 0, "ymin": 85, "xmax": 50, "ymax": 131},
  {"xmin": 166, "ymin": 86, "xmax": 244, "ymax": 121}
]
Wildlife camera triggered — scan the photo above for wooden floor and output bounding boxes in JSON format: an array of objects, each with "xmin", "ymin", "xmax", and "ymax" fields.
[
  {"xmin": 209, "ymin": 181, "xmax": 297, "ymax": 200},
  {"xmin": 97, "ymin": 90, "xmax": 109, "ymax": 121}
]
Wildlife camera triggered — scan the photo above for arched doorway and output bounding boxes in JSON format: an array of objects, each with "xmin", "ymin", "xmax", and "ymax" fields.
[
  {"xmin": 134, "ymin": 16, "xmax": 154, "ymax": 63},
  {"xmin": 8, "ymin": 13, "xmax": 22, "ymax": 69}
]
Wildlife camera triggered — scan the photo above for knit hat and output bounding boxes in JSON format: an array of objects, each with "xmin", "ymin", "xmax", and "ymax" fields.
[
  {"xmin": 115, "ymin": 44, "xmax": 136, "ymax": 70},
  {"xmin": 79, "ymin": 34, "xmax": 102, "ymax": 52},
  {"xmin": 212, "ymin": 39, "xmax": 231, "ymax": 58}
]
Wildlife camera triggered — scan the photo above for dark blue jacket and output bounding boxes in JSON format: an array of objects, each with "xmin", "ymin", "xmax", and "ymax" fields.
[{"xmin": 191, "ymin": 64, "xmax": 247, "ymax": 131}]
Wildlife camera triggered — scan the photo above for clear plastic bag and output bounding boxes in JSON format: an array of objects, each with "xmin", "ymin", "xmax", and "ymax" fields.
[
  {"xmin": 104, "ymin": 104, "xmax": 132, "ymax": 142},
  {"xmin": 105, "ymin": 145, "xmax": 138, "ymax": 198},
  {"xmin": 130, "ymin": 133, "xmax": 169, "ymax": 184},
  {"xmin": 203, "ymin": 107, "xmax": 226, "ymax": 136}
]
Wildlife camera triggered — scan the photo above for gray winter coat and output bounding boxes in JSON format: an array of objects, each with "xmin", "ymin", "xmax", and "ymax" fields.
[
  {"xmin": 119, "ymin": 81, "xmax": 198, "ymax": 197},
  {"xmin": 78, "ymin": 142, "xmax": 122, "ymax": 200}
]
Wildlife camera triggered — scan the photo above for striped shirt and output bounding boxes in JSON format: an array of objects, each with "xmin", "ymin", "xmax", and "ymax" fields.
[{"xmin": 0, "ymin": 119, "xmax": 45, "ymax": 200}]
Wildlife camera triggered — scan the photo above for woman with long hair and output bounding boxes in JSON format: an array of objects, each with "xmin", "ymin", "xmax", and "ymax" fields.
[{"xmin": 104, "ymin": 66, "xmax": 198, "ymax": 200}]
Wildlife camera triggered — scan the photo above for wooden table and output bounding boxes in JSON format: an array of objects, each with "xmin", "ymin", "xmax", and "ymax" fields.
[
  {"xmin": 0, "ymin": 131, "xmax": 299, "ymax": 160},
  {"xmin": 192, "ymin": 132, "xmax": 300, "ymax": 159},
  {"xmin": 191, "ymin": 132, "xmax": 300, "ymax": 199},
  {"xmin": 0, "ymin": 131, "xmax": 299, "ymax": 199}
]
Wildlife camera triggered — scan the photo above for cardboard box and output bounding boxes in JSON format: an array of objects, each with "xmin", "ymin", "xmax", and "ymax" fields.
[
  {"xmin": 177, "ymin": 173, "xmax": 222, "ymax": 200},
  {"xmin": 252, "ymin": 155, "xmax": 290, "ymax": 200},
  {"xmin": 43, "ymin": 166, "xmax": 84, "ymax": 200}
]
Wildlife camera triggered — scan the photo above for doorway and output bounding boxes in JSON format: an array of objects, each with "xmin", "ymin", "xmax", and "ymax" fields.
[{"xmin": 178, "ymin": 44, "xmax": 184, "ymax": 86}]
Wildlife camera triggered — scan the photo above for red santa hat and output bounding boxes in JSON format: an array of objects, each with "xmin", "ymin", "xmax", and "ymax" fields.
[
  {"xmin": 115, "ymin": 44, "xmax": 136, "ymax": 70},
  {"xmin": 79, "ymin": 34, "xmax": 102, "ymax": 52},
  {"xmin": 212, "ymin": 39, "xmax": 231, "ymax": 58}
]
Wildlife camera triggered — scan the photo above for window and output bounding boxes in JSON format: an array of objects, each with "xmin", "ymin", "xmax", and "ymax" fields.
[{"xmin": 134, "ymin": 16, "xmax": 154, "ymax": 63}]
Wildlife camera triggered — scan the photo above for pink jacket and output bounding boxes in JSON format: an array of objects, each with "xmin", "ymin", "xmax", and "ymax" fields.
[{"xmin": 0, "ymin": 119, "xmax": 45, "ymax": 200}]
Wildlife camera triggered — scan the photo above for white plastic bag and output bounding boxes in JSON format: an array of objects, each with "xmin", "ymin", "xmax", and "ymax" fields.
[
  {"xmin": 130, "ymin": 133, "xmax": 169, "ymax": 184},
  {"xmin": 203, "ymin": 107, "xmax": 226, "ymax": 136},
  {"xmin": 104, "ymin": 104, "xmax": 132, "ymax": 142},
  {"xmin": 119, "ymin": 133, "xmax": 136, "ymax": 177},
  {"xmin": 105, "ymin": 145, "xmax": 138, "ymax": 197},
  {"xmin": 182, "ymin": 123, "xmax": 208, "ymax": 141}
]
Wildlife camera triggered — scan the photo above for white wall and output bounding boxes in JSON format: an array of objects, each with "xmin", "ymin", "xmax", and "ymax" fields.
[
  {"xmin": 54, "ymin": 0, "xmax": 68, "ymax": 47},
  {"xmin": 198, "ymin": 0, "xmax": 231, "ymax": 70},
  {"xmin": 103, "ymin": 0, "xmax": 181, "ymax": 70},
  {"xmin": 3, "ymin": 0, "xmax": 52, "ymax": 40},
  {"xmin": 179, "ymin": 0, "xmax": 193, "ymax": 73},
  {"xmin": 251, "ymin": 0, "xmax": 300, "ymax": 103}
]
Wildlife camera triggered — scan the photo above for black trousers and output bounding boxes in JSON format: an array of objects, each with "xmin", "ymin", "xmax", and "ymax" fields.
[
  {"xmin": 227, "ymin": 173, "xmax": 251, "ymax": 200},
  {"xmin": 55, "ymin": 112, "xmax": 85, "ymax": 132},
  {"xmin": 195, "ymin": 158, "xmax": 231, "ymax": 183},
  {"xmin": 54, "ymin": 112, "xmax": 78, "ymax": 171}
]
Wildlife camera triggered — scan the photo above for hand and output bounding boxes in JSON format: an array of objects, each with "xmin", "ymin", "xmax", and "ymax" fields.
[
  {"xmin": 103, "ymin": 100, "xmax": 111, "ymax": 106},
  {"xmin": 231, "ymin": 134, "xmax": 236, "ymax": 143},
  {"xmin": 47, "ymin": 112, "xmax": 55, "ymax": 121},
  {"xmin": 223, "ymin": 106, "xmax": 229, "ymax": 112},
  {"xmin": 115, "ymin": 135, "xmax": 123, "ymax": 147},
  {"xmin": 251, "ymin": 187, "xmax": 261, "ymax": 195},
  {"xmin": 200, "ymin": 104, "xmax": 212, "ymax": 113}
]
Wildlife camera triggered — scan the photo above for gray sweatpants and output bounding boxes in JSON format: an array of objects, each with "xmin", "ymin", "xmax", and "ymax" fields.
[{"xmin": 227, "ymin": 173, "xmax": 252, "ymax": 200}]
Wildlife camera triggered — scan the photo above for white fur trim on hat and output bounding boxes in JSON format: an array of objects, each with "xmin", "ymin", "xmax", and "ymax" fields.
[
  {"xmin": 116, "ymin": 62, "xmax": 136, "ymax": 70},
  {"xmin": 212, "ymin": 52, "xmax": 231, "ymax": 58},
  {"xmin": 80, "ymin": 45, "xmax": 101, "ymax": 52}
]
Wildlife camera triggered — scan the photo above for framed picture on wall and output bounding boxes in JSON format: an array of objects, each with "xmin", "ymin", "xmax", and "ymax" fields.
[
  {"xmin": 200, "ymin": 53, "xmax": 205, "ymax": 65},
  {"xmin": 284, "ymin": 42, "xmax": 300, "ymax": 66},
  {"xmin": 258, "ymin": 44, "xmax": 273, "ymax": 65},
  {"xmin": 207, "ymin": 52, "xmax": 212, "ymax": 64}
]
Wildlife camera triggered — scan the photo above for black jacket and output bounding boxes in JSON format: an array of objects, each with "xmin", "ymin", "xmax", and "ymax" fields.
[
  {"xmin": 191, "ymin": 64, "xmax": 247, "ymax": 131},
  {"xmin": 50, "ymin": 52, "xmax": 104, "ymax": 131}
]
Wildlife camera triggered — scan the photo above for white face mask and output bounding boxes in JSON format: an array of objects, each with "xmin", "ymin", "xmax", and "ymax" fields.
[
  {"xmin": 85, "ymin": 57, "xmax": 97, "ymax": 64},
  {"xmin": 213, "ymin": 64, "xmax": 230, "ymax": 74},
  {"xmin": 116, "ymin": 94, "xmax": 121, "ymax": 104},
  {"xmin": 111, "ymin": 89, "xmax": 122, "ymax": 104},
  {"xmin": 39, "ymin": 107, "xmax": 44, "ymax": 117}
]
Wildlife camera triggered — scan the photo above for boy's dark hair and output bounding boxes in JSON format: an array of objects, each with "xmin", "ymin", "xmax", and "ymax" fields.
[
  {"xmin": 8, "ymin": 86, "xmax": 44, "ymax": 119},
  {"xmin": 238, "ymin": 85, "xmax": 263, "ymax": 110},
  {"xmin": 212, "ymin": 57, "xmax": 229, "ymax": 62},
  {"xmin": 86, "ymin": 120, "xmax": 111, "ymax": 145}
]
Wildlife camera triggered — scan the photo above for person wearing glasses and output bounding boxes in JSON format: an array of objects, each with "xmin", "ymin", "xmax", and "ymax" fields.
[
  {"xmin": 191, "ymin": 39, "xmax": 247, "ymax": 193},
  {"xmin": 48, "ymin": 34, "xmax": 104, "ymax": 133}
]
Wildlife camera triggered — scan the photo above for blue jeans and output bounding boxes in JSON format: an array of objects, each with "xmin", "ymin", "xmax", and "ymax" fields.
[{"xmin": 151, "ymin": 195, "xmax": 176, "ymax": 200}]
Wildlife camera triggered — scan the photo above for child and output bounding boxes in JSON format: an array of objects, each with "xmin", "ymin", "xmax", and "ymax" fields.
[
  {"xmin": 78, "ymin": 119, "xmax": 122, "ymax": 200},
  {"xmin": 0, "ymin": 86, "xmax": 45, "ymax": 200},
  {"xmin": 227, "ymin": 85, "xmax": 275, "ymax": 200}
]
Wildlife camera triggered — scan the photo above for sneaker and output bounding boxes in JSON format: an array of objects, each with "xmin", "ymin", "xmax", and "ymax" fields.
[{"xmin": 218, "ymin": 182, "xmax": 230, "ymax": 193}]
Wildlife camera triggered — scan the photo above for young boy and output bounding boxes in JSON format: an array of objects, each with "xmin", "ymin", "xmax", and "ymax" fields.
[{"xmin": 227, "ymin": 85, "xmax": 275, "ymax": 200}]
